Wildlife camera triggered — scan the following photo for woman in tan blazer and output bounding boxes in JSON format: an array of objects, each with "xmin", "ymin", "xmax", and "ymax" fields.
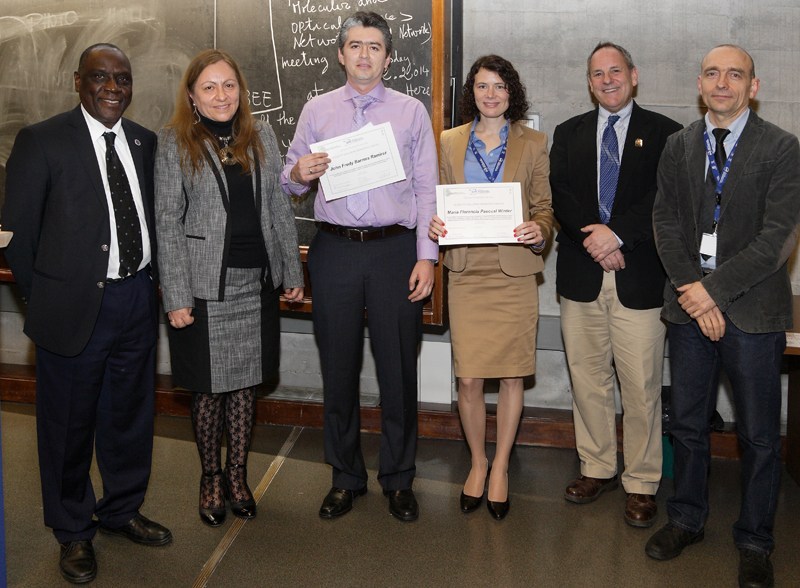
[{"xmin": 429, "ymin": 55, "xmax": 553, "ymax": 520}]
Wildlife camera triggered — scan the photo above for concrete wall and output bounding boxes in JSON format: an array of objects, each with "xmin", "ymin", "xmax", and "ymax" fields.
[{"xmin": 462, "ymin": 0, "xmax": 800, "ymax": 424}]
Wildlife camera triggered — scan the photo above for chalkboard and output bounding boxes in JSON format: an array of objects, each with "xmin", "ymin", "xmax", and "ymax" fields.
[{"xmin": 0, "ymin": 0, "xmax": 448, "ymax": 323}]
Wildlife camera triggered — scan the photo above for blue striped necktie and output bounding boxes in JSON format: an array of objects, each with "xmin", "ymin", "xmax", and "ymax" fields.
[{"xmin": 599, "ymin": 114, "xmax": 620, "ymax": 224}]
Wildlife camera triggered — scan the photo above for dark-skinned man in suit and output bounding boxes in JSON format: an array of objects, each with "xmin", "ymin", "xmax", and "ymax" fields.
[{"xmin": 2, "ymin": 43, "xmax": 171, "ymax": 584}]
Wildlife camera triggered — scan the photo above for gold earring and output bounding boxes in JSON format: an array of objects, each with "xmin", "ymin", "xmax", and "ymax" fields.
[{"xmin": 192, "ymin": 103, "xmax": 200, "ymax": 125}]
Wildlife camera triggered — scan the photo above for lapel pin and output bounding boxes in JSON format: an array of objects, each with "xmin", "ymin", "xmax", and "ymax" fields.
[
  {"xmin": 134, "ymin": 138, "xmax": 141, "ymax": 146},
  {"xmin": 635, "ymin": 138, "xmax": 644, "ymax": 148}
]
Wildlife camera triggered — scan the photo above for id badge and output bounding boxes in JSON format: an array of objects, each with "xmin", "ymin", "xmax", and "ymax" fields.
[{"xmin": 700, "ymin": 232, "xmax": 717, "ymax": 257}]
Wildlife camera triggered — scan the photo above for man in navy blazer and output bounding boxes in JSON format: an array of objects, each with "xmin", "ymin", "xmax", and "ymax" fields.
[
  {"xmin": 2, "ymin": 43, "xmax": 171, "ymax": 584},
  {"xmin": 647, "ymin": 45, "xmax": 800, "ymax": 588},
  {"xmin": 551, "ymin": 42, "xmax": 681, "ymax": 528}
]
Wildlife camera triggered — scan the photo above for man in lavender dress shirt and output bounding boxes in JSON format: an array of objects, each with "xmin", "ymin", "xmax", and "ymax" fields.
[{"xmin": 281, "ymin": 11, "xmax": 438, "ymax": 522}]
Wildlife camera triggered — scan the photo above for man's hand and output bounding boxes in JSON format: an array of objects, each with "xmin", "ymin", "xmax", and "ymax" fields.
[
  {"xmin": 677, "ymin": 281, "xmax": 717, "ymax": 319},
  {"xmin": 289, "ymin": 152, "xmax": 331, "ymax": 185},
  {"xmin": 598, "ymin": 249, "xmax": 626, "ymax": 272},
  {"xmin": 408, "ymin": 260, "xmax": 434, "ymax": 302},
  {"xmin": 581, "ymin": 224, "xmax": 620, "ymax": 262},
  {"xmin": 696, "ymin": 306, "xmax": 726, "ymax": 341}
]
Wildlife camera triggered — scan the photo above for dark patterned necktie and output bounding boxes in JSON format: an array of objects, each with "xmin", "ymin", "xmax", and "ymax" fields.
[
  {"xmin": 103, "ymin": 132, "xmax": 143, "ymax": 277},
  {"xmin": 598, "ymin": 114, "xmax": 620, "ymax": 224}
]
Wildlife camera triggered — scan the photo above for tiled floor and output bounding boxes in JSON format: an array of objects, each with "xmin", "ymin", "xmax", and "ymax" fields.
[{"xmin": 2, "ymin": 402, "xmax": 799, "ymax": 587}]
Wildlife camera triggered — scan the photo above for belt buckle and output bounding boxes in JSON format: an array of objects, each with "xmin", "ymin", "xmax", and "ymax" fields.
[{"xmin": 353, "ymin": 228, "xmax": 369, "ymax": 242}]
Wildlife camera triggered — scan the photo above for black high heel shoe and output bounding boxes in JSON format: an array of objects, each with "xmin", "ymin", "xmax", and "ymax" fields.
[
  {"xmin": 199, "ymin": 470, "xmax": 226, "ymax": 527},
  {"xmin": 487, "ymin": 472, "xmax": 510, "ymax": 520},
  {"xmin": 487, "ymin": 496, "xmax": 510, "ymax": 520},
  {"xmin": 460, "ymin": 460, "xmax": 489, "ymax": 514},
  {"xmin": 225, "ymin": 464, "xmax": 257, "ymax": 519},
  {"xmin": 459, "ymin": 491, "xmax": 485, "ymax": 513}
]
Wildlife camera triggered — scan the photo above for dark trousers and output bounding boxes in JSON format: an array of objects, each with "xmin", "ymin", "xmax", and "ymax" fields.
[
  {"xmin": 666, "ymin": 318, "xmax": 783, "ymax": 553},
  {"xmin": 308, "ymin": 229, "xmax": 422, "ymax": 491},
  {"xmin": 35, "ymin": 271, "xmax": 157, "ymax": 543}
]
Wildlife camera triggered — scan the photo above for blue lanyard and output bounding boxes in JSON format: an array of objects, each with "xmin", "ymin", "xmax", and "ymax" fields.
[
  {"xmin": 469, "ymin": 135, "xmax": 507, "ymax": 183},
  {"xmin": 703, "ymin": 129, "xmax": 739, "ymax": 231}
]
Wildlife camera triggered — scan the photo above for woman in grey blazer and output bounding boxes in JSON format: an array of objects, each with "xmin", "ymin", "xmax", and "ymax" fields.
[{"xmin": 155, "ymin": 49, "xmax": 303, "ymax": 527}]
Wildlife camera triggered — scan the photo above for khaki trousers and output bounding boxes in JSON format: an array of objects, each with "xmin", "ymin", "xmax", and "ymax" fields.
[{"xmin": 560, "ymin": 271, "xmax": 665, "ymax": 495}]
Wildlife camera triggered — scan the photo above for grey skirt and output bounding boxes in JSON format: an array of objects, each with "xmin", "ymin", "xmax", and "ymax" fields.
[{"xmin": 168, "ymin": 267, "xmax": 280, "ymax": 394}]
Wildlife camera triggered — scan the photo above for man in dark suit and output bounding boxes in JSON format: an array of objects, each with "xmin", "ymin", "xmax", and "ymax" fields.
[
  {"xmin": 647, "ymin": 45, "xmax": 800, "ymax": 588},
  {"xmin": 550, "ymin": 42, "xmax": 681, "ymax": 528},
  {"xmin": 2, "ymin": 43, "xmax": 171, "ymax": 584}
]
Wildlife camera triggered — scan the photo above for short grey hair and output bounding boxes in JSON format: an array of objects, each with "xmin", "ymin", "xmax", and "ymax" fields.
[{"xmin": 587, "ymin": 42, "xmax": 635, "ymax": 76}]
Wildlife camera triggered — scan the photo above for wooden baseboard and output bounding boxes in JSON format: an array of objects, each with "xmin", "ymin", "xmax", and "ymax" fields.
[{"xmin": 0, "ymin": 363, "xmax": 754, "ymax": 459}]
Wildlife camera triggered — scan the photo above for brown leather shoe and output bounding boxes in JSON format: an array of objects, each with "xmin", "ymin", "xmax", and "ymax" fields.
[
  {"xmin": 625, "ymin": 493, "xmax": 658, "ymax": 528},
  {"xmin": 564, "ymin": 475, "xmax": 619, "ymax": 504}
]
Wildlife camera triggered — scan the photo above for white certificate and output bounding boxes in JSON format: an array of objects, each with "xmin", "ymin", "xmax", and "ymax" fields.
[
  {"xmin": 310, "ymin": 122, "xmax": 406, "ymax": 201},
  {"xmin": 436, "ymin": 182, "xmax": 524, "ymax": 245}
]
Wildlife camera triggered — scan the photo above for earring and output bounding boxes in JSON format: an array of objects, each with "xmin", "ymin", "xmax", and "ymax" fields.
[{"xmin": 192, "ymin": 103, "xmax": 200, "ymax": 125}]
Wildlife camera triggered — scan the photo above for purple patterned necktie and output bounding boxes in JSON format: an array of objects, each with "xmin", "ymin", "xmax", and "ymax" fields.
[{"xmin": 346, "ymin": 95, "xmax": 376, "ymax": 219}]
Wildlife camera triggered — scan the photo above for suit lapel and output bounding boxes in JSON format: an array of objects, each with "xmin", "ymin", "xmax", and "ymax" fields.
[
  {"xmin": 574, "ymin": 111, "xmax": 599, "ymax": 207},
  {"xmin": 69, "ymin": 107, "xmax": 108, "ymax": 210},
  {"xmin": 684, "ymin": 121, "xmax": 708, "ymax": 228},
  {"xmin": 718, "ymin": 112, "xmax": 763, "ymax": 219},
  {"xmin": 450, "ymin": 124, "xmax": 470, "ymax": 184},
  {"xmin": 502, "ymin": 122, "xmax": 523, "ymax": 183},
  {"xmin": 616, "ymin": 103, "xmax": 645, "ymax": 199}
]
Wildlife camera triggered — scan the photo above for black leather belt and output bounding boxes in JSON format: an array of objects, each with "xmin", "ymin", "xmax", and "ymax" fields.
[
  {"xmin": 317, "ymin": 222, "xmax": 413, "ymax": 242},
  {"xmin": 106, "ymin": 264, "xmax": 150, "ymax": 284}
]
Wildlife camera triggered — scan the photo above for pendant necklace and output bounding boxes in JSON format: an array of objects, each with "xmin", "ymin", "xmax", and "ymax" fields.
[{"xmin": 218, "ymin": 135, "xmax": 235, "ymax": 166}]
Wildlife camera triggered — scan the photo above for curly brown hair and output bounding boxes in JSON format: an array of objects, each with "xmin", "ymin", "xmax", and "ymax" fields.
[
  {"xmin": 165, "ymin": 49, "xmax": 264, "ymax": 175},
  {"xmin": 460, "ymin": 55, "xmax": 529, "ymax": 124}
]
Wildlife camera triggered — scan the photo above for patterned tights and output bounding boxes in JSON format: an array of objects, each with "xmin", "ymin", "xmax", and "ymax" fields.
[{"xmin": 192, "ymin": 388, "xmax": 255, "ymax": 509}]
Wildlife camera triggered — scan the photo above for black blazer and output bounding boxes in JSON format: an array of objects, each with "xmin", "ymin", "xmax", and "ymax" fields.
[
  {"xmin": 550, "ymin": 102, "xmax": 681, "ymax": 309},
  {"xmin": 2, "ymin": 106, "xmax": 157, "ymax": 356}
]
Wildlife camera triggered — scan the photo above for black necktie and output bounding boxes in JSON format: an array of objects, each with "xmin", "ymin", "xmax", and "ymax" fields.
[
  {"xmin": 712, "ymin": 127, "xmax": 730, "ymax": 171},
  {"xmin": 103, "ymin": 132, "xmax": 143, "ymax": 277}
]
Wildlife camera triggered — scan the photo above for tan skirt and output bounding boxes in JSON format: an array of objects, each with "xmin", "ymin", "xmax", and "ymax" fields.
[{"xmin": 448, "ymin": 245, "xmax": 539, "ymax": 378}]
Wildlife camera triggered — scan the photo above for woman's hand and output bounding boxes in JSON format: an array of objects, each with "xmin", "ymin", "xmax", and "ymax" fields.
[
  {"xmin": 168, "ymin": 307, "xmax": 194, "ymax": 329},
  {"xmin": 428, "ymin": 214, "xmax": 446, "ymax": 242},
  {"xmin": 283, "ymin": 287, "xmax": 304, "ymax": 303},
  {"xmin": 513, "ymin": 220, "xmax": 544, "ymax": 247}
]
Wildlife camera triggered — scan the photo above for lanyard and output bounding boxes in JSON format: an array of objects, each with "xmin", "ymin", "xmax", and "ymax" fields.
[
  {"xmin": 703, "ymin": 129, "xmax": 739, "ymax": 232},
  {"xmin": 469, "ymin": 135, "xmax": 507, "ymax": 183}
]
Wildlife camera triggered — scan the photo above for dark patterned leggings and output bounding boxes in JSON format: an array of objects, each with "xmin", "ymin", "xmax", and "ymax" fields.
[{"xmin": 192, "ymin": 388, "xmax": 255, "ymax": 509}]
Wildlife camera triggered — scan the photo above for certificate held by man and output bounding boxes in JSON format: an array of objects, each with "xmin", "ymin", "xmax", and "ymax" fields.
[
  {"xmin": 310, "ymin": 122, "xmax": 406, "ymax": 201},
  {"xmin": 436, "ymin": 182, "xmax": 524, "ymax": 245}
]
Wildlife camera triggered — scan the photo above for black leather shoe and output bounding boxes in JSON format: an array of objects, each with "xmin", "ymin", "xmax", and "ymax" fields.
[
  {"xmin": 459, "ymin": 491, "xmax": 484, "ymax": 513},
  {"xmin": 384, "ymin": 488, "xmax": 418, "ymax": 522},
  {"xmin": 59, "ymin": 540, "xmax": 96, "ymax": 584},
  {"xmin": 319, "ymin": 486, "xmax": 367, "ymax": 519},
  {"xmin": 224, "ymin": 465, "xmax": 257, "ymax": 520},
  {"xmin": 645, "ymin": 523, "xmax": 704, "ymax": 560},
  {"xmin": 487, "ymin": 497, "xmax": 510, "ymax": 520},
  {"xmin": 738, "ymin": 548, "xmax": 774, "ymax": 588},
  {"xmin": 99, "ymin": 513, "xmax": 173, "ymax": 546}
]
